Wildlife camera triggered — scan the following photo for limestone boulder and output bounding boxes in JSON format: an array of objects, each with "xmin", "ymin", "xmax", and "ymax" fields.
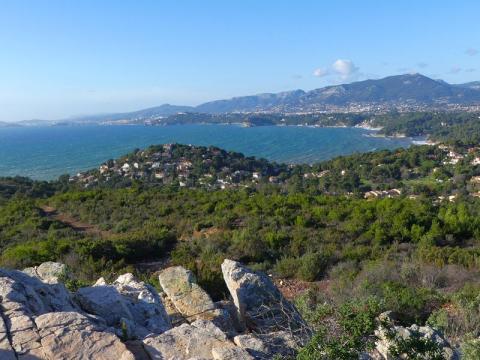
[
  {"xmin": 159, "ymin": 266, "xmax": 215, "ymax": 317},
  {"xmin": 373, "ymin": 312, "xmax": 458, "ymax": 360},
  {"xmin": 35, "ymin": 311, "xmax": 135, "ymax": 360},
  {"xmin": 0, "ymin": 268, "xmax": 77, "ymax": 358},
  {"xmin": 221, "ymin": 259, "xmax": 307, "ymax": 336},
  {"xmin": 143, "ymin": 320, "xmax": 236, "ymax": 360},
  {"xmin": 234, "ymin": 331, "xmax": 298, "ymax": 359},
  {"xmin": 75, "ymin": 274, "xmax": 171, "ymax": 339},
  {"xmin": 212, "ymin": 346, "xmax": 254, "ymax": 360},
  {"xmin": 111, "ymin": 273, "xmax": 171, "ymax": 335},
  {"xmin": 74, "ymin": 285, "xmax": 133, "ymax": 328},
  {"xmin": 159, "ymin": 266, "xmax": 234, "ymax": 335},
  {"xmin": 0, "ymin": 268, "xmax": 76, "ymax": 315},
  {"xmin": 23, "ymin": 261, "xmax": 69, "ymax": 284}
]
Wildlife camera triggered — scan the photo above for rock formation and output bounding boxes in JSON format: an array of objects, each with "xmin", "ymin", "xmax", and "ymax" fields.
[
  {"xmin": 0, "ymin": 267, "xmax": 133, "ymax": 359},
  {"xmin": 221, "ymin": 259, "xmax": 309, "ymax": 338},
  {"xmin": 367, "ymin": 311, "xmax": 458, "ymax": 360},
  {"xmin": 158, "ymin": 266, "xmax": 235, "ymax": 335},
  {"xmin": 0, "ymin": 260, "xmax": 461, "ymax": 359},
  {"xmin": 0, "ymin": 260, "xmax": 306, "ymax": 359}
]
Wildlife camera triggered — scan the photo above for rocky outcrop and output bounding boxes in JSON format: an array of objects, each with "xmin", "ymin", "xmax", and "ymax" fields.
[
  {"xmin": 23, "ymin": 262, "xmax": 68, "ymax": 284},
  {"xmin": 0, "ymin": 268, "xmax": 133, "ymax": 359},
  {"xmin": 112, "ymin": 273, "xmax": 172, "ymax": 336},
  {"xmin": 370, "ymin": 312, "xmax": 458, "ymax": 360},
  {"xmin": 35, "ymin": 312, "xmax": 134, "ymax": 360},
  {"xmin": 221, "ymin": 259, "xmax": 309, "ymax": 350},
  {"xmin": 75, "ymin": 273, "xmax": 171, "ymax": 339},
  {"xmin": 75, "ymin": 285, "xmax": 133, "ymax": 327},
  {"xmin": 143, "ymin": 320, "xmax": 251, "ymax": 360},
  {"xmin": 0, "ymin": 260, "xmax": 308, "ymax": 359},
  {"xmin": 0, "ymin": 314, "xmax": 16, "ymax": 360},
  {"xmin": 159, "ymin": 266, "xmax": 215, "ymax": 318},
  {"xmin": 233, "ymin": 331, "xmax": 299, "ymax": 359},
  {"xmin": 158, "ymin": 266, "xmax": 235, "ymax": 335}
]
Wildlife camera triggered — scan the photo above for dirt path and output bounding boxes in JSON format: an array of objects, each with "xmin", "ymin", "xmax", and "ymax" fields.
[{"xmin": 39, "ymin": 205, "xmax": 111, "ymax": 238}]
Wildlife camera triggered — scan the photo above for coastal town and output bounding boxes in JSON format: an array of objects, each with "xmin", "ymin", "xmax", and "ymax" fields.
[
  {"xmin": 68, "ymin": 142, "xmax": 480, "ymax": 203},
  {"xmin": 69, "ymin": 143, "xmax": 289, "ymax": 190}
]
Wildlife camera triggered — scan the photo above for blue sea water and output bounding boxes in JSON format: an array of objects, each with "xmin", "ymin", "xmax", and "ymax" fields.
[{"xmin": 0, "ymin": 125, "xmax": 414, "ymax": 180}]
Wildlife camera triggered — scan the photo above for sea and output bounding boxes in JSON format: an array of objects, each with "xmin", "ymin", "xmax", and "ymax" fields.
[{"xmin": 0, "ymin": 124, "xmax": 416, "ymax": 180}]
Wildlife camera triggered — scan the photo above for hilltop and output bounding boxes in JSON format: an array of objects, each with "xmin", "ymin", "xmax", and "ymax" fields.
[{"xmin": 59, "ymin": 142, "xmax": 480, "ymax": 204}]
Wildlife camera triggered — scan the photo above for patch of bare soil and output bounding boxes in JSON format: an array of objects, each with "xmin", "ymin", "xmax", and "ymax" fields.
[{"xmin": 39, "ymin": 205, "xmax": 111, "ymax": 238}]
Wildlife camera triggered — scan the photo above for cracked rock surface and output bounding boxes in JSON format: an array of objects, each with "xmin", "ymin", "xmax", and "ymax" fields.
[{"xmin": 0, "ymin": 260, "xmax": 306, "ymax": 359}]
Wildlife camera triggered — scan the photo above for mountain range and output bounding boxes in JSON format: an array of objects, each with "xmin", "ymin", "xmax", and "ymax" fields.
[
  {"xmin": 16, "ymin": 74, "xmax": 480, "ymax": 125},
  {"xmin": 194, "ymin": 74, "xmax": 480, "ymax": 114}
]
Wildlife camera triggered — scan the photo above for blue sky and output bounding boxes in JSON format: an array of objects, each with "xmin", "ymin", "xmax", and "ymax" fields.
[{"xmin": 0, "ymin": 0, "xmax": 479, "ymax": 121}]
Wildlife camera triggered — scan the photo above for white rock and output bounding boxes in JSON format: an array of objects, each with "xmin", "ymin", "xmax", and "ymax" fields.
[
  {"xmin": 35, "ymin": 311, "xmax": 135, "ymax": 360},
  {"xmin": 75, "ymin": 285, "xmax": 133, "ymax": 327},
  {"xmin": 143, "ymin": 321, "xmax": 235, "ymax": 360},
  {"xmin": 112, "ymin": 273, "xmax": 171, "ymax": 336},
  {"xmin": 23, "ymin": 261, "xmax": 68, "ymax": 284},
  {"xmin": 212, "ymin": 346, "xmax": 254, "ymax": 360},
  {"xmin": 159, "ymin": 266, "xmax": 216, "ymax": 317},
  {"xmin": 221, "ymin": 259, "xmax": 307, "ymax": 335},
  {"xmin": 159, "ymin": 266, "xmax": 234, "ymax": 334}
]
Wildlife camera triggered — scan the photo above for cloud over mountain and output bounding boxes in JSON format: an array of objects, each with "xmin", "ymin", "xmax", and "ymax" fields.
[
  {"xmin": 313, "ymin": 59, "xmax": 360, "ymax": 81},
  {"xmin": 332, "ymin": 59, "xmax": 359, "ymax": 79}
]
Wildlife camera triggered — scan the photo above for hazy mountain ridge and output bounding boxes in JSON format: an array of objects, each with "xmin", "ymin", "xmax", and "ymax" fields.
[
  {"xmin": 11, "ymin": 74, "xmax": 480, "ymax": 125},
  {"xmin": 304, "ymin": 74, "xmax": 480, "ymax": 104},
  {"xmin": 62, "ymin": 104, "xmax": 196, "ymax": 124},
  {"xmin": 197, "ymin": 74, "xmax": 480, "ymax": 113},
  {"xmin": 455, "ymin": 81, "xmax": 480, "ymax": 90}
]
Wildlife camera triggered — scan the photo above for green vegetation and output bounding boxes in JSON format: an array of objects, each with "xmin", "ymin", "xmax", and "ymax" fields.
[
  {"xmin": 3, "ymin": 141, "xmax": 480, "ymax": 356},
  {"xmin": 373, "ymin": 112, "xmax": 480, "ymax": 145},
  {"xmin": 152, "ymin": 111, "xmax": 480, "ymax": 146}
]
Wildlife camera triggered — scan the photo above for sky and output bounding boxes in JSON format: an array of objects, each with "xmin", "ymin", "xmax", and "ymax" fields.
[{"xmin": 0, "ymin": 0, "xmax": 479, "ymax": 122}]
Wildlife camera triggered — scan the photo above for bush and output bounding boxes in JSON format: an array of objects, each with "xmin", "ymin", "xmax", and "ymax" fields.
[
  {"xmin": 461, "ymin": 337, "xmax": 480, "ymax": 360},
  {"xmin": 274, "ymin": 252, "xmax": 329, "ymax": 281},
  {"xmin": 385, "ymin": 327, "xmax": 445, "ymax": 360},
  {"xmin": 297, "ymin": 297, "xmax": 382, "ymax": 360},
  {"xmin": 380, "ymin": 281, "xmax": 441, "ymax": 324},
  {"xmin": 274, "ymin": 257, "xmax": 299, "ymax": 278},
  {"xmin": 297, "ymin": 252, "xmax": 328, "ymax": 281}
]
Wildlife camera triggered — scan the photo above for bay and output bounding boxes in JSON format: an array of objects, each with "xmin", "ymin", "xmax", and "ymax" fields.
[{"xmin": 0, "ymin": 124, "xmax": 414, "ymax": 180}]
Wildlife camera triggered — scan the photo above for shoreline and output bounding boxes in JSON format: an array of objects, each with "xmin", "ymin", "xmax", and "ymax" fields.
[{"xmin": 0, "ymin": 124, "xmax": 420, "ymax": 181}]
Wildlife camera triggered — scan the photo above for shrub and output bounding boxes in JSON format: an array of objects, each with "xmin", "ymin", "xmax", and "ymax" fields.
[
  {"xmin": 274, "ymin": 257, "xmax": 299, "ymax": 278},
  {"xmin": 296, "ymin": 252, "xmax": 328, "ymax": 281},
  {"xmin": 385, "ymin": 327, "xmax": 445, "ymax": 360},
  {"xmin": 297, "ymin": 297, "xmax": 382, "ymax": 360},
  {"xmin": 461, "ymin": 337, "xmax": 480, "ymax": 360}
]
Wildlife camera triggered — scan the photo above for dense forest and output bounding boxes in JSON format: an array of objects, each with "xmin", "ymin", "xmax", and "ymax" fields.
[{"xmin": 2, "ymin": 142, "xmax": 480, "ymax": 358}]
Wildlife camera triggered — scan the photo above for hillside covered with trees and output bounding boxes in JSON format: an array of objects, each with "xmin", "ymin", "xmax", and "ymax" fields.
[{"xmin": 2, "ymin": 143, "xmax": 480, "ymax": 357}]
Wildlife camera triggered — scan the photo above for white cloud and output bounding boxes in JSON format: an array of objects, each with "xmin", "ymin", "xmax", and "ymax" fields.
[
  {"xmin": 332, "ymin": 59, "xmax": 359, "ymax": 79},
  {"xmin": 313, "ymin": 59, "xmax": 360, "ymax": 82},
  {"xmin": 313, "ymin": 68, "xmax": 329, "ymax": 77},
  {"xmin": 466, "ymin": 48, "xmax": 478, "ymax": 56}
]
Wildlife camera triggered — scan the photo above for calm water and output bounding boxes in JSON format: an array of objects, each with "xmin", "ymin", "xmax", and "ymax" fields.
[{"xmin": 0, "ymin": 125, "xmax": 414, "ymax": 180}]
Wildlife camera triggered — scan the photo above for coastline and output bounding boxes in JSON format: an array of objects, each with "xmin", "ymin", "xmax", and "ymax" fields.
[{"xmin": 0, "ymin": 124, "xmax": 416, "ymax": 181}]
